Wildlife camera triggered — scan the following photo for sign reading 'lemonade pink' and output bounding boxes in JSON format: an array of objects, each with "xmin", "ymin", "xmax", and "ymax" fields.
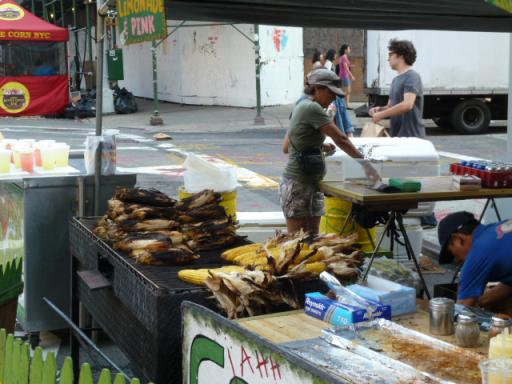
[{"xmin": 117, "ymin": 0, "xmax": 167, "ymax": 45}]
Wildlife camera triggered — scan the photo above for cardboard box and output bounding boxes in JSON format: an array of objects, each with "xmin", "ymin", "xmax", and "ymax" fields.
[
  {"xmin": 304, "ymin": 292, "xmax": 391, "ymax": 326},
  {"xmin": 348, "ymin": 275, "xmax": 416, "ymax": 316}
]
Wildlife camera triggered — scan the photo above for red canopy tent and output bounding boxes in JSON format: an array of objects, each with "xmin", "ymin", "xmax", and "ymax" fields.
[{"xmin": 0, "ymin": 0, "xmax": 69, "ymax": 116}]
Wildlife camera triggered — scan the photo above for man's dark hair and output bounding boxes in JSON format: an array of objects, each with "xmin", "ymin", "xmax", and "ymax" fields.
[
  {"xmin": 325, "ymin": 49, "xmax": 336, "ymax": 62},
  {"xmin": 312, "ymin": 49, "xmax": 321, "ymax": 64},
  {"xmin": 388, "ymin": 39, "xmax": 417, "ymax": 66}
]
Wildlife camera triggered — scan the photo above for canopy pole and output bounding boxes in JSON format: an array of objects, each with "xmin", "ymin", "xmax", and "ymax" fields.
[
  {"xmin": 508, "ymin": 33, "xmax": 512, "ymax": 162},
  {"xmin": 150, "ymin": 41, "xmax": 163, "ymax": 125},
  {"xmin": 254, "ymin": 24, "xmax": 264, "ymax": 125},
  {"xmin": 94, "ymin": 0, "xmax": 106, "ymax": 215},
  {"xmin": 85, "ymin": 0, "xmax": 93, "ymax": 89}
]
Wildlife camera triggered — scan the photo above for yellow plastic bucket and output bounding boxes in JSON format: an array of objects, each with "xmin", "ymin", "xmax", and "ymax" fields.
[
  {"xmin": 178, "ymin": 187, "xmax": 237, "ymax": 221},
  {"xmin": 320, "ymin": 196, "xmax": 376, "ymax": 252}
]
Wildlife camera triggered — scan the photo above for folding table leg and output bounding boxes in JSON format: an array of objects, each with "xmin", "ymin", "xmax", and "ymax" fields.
[
  {"xmin": 362, "ymin": 212, "xmax": 395, "ymax": 282},
  {"xmin": 396, "ymin": 213, "xmax": 431, "ymax": 299},
  {"xmin": 339, "ymin": 204, "xmax": 353, "ymax": 234}
]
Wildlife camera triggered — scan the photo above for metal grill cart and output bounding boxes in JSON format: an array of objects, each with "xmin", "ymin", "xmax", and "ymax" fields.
[
  {"xmin": 69, "ymin": 217, "xmax": 322, "ymax": 384},
  {"xmin": 0, "ymin": 172, "xmax": 136, "ymax": 343},
  {"xmin": 69, "ymin": 218, "xmax": 242, "ymax": 384}
]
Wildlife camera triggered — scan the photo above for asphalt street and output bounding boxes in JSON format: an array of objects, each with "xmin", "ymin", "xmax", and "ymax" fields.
[{"xmin": 0, "ymin": 113, "xmax": 508, "ymax": 213}]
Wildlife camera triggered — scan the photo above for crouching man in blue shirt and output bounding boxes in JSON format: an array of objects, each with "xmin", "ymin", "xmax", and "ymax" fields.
[{"xmin": 438, "ymin": 211, "xmax": 512, "ymax": 309}]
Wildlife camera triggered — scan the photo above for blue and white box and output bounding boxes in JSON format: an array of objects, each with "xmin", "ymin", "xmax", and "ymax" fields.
[
  {"xmin": 347, "ymin": 275, "xmax": 416, "ymax": 316},
  {"xmin": 304, "ymin": 292, "xmax": 391, "ymax": 326}
]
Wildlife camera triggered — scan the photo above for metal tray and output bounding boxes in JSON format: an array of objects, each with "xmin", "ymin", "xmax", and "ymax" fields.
[
  {"xmin": 283, "ymin": 338, "xmax": 439, "ymax": 384},
  {"xmin": 322, "ymin": 319, "xmax": 485, "ymax": 384}
]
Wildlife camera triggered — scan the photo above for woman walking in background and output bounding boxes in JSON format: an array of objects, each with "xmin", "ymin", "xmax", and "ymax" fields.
[
  {"xmin": 323, "ymin": 49, "xmax": 336, "ymax": 72},
  {"xmin": 339, "ymin": 44, "xmax": 356, "ymax": 108},
  {"xmin": 311, "ymin": 49, "xmax": 323, "ymax": 70}
]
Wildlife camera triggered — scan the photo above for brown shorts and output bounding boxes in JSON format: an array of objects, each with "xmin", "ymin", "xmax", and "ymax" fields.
[{"xmin": 279, "ymin": 177, "xmax": 324, "ymax": 218}]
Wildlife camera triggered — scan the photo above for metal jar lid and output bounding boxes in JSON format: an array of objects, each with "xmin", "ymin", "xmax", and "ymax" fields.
[
  {"xmin": 458, "ymin": 314, "xmax": 477, "ymax": 324},
  {"xmin": 491, "ymin": 316, "xmax": 511, "ymax": 327},
  {"xmin": 429, "ymin": 297, "xmax": 455, "ymax": 310}
]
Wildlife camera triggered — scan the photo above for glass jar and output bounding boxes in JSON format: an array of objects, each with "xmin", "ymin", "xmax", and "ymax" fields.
[
  {"xmin": 489, "ymin": 315, "xmax": 512, "ymax": 340},
  {"xmin": 455, "ymin": 314, "xmax": 480, "ymax": 348}
]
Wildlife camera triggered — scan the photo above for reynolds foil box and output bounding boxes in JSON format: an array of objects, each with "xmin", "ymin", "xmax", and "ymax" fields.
[{"xmin": 304, "ymin": 292, "xmax": 391, "ymax": 326}]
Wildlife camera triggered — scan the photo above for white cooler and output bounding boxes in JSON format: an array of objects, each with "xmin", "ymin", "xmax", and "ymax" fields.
[{"xmin": 323, "ymin": 137, "xmax": 440, "ymax": 258}]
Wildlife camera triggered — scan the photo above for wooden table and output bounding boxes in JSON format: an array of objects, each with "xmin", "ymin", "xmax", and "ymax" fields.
[
  {"xmin": 238, "ymin": 304, "xmax": 489, "ymax": 356},
  {"xmin": 320, "ymin": 176, "xmax": 512, "ymax": 211},
  {"xmin": 319, "ymin": 176, "xmax": 512, "ymax": 298}
]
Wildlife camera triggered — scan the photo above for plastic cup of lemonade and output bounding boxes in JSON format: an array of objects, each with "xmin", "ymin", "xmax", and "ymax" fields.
[
  {"xmin": 54, "ymin": 143, "xmax": 70, "ymax": 167},
  {"xmin": 0, "ymin": 149, "xmax": 11, "ymax": 173},
  {"xmin": 19, "ymin": 148, "xmax": 35, "ymax": 172},
  {"xmin": 13, "ymin": 145, "xmax": 29, "ymax": 169},
  {"xmin": 40, "ymin": 147, "xmax": 57, "ymax": 171}
]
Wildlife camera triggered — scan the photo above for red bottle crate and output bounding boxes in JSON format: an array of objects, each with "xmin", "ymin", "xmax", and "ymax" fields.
[{"xmin": 450, "ymin": 163, "xmax": 512, "ymax": 188}]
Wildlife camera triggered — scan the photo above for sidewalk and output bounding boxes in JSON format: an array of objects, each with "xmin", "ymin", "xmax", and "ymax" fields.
[{"xmin": 102, "ymin": 98, "xmax": 294, "ymax": 133}]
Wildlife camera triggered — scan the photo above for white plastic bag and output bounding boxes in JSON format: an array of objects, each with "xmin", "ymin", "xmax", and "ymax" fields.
[
  {"xmin": 183, "ymin": 153, "xmax": 238, "ymax": 193},
  {"xmin": 84, "ymin": 130, "xmax": 117, "ymax": 175}
]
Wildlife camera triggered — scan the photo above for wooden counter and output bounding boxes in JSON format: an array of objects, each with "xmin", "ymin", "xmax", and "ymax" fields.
[
  {"xmin": 320, "ymin": 176, "xmax": 512, "ymax": 209},
  {"xmin": 238, "ymin": 302, "xmax": 489, "ymax": 355}
]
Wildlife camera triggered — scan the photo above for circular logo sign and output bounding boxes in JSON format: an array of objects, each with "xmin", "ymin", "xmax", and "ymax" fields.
[
  {"xmin": 0, "ymin": 3, "xmax": 24, "ymax": 20},
  {"xmin": 0, "ymin": 82, "xmax": 30, "ymax": 114}
]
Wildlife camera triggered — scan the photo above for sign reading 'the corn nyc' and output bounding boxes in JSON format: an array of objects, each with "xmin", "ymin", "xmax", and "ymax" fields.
[
  {"xmin": 486, "ymin": 0, "xmax": 512, "ymax": 13},
  {"xmin": 117, "ymin": 0, "xmax": 167, "ymax": 45}
]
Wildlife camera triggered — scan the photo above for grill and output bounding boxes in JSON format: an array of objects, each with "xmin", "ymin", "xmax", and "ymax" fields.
[
  {"xmin": 70, "ymin": 217, "xmax": 240, "ymax": 384},
  {"xmin": 70, "ymin": 217, "xmax": 324, "ymax": 384}
]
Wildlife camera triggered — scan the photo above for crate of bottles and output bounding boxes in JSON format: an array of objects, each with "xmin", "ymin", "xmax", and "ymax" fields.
[{"xmin": 450, "ymin": 160, "xmax": 512, "ymax": 188}]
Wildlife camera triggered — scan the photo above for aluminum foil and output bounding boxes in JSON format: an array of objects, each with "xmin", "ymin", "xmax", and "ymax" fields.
[
  {"xmin": 283, "ymin": 338, "xmax": 437, "ymax": 384},
  {"xmin": 322, "ymin": 319, "xmax": 485, "ymax": 384}
]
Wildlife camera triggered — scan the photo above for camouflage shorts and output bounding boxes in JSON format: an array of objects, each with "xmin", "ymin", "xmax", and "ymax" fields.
[{"xmin": 279, "ymin": 178, "xmax": 324, "ymax": 218}]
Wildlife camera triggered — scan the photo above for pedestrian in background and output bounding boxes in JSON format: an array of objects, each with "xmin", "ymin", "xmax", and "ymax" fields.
[
  {"xmin": 323, "ymin": 49, "xmax": 336, "ymax": 72},
  {"xmin": 368, "ymin": 39, "xmax": 425, "ymax": 138},
  {"xmin": 327, "ymin": 95, "xmax": 354, "ymax": 137},
  {"xmin": 311, "ymin": 49, "xmax": 323, "ymax": 70},
  {"xmin": 338, "ymin": 44, "xmax": 356, "ymax": 108}
]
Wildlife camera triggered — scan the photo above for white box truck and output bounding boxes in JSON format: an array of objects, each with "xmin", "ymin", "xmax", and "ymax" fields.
[{"xmin": 364, "ymin": 30, "xmax": 509, "ymax": 134}]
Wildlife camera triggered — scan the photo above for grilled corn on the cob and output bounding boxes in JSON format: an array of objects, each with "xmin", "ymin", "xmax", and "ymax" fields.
[{"xmin": 178, "ymin": 266, "xmax": 246, "ymax": 286}]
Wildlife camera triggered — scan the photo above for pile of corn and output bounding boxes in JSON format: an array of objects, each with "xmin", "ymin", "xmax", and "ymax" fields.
[{"xmin": 178, "ymin": 231, "xmax": 363, "ymax": 286}]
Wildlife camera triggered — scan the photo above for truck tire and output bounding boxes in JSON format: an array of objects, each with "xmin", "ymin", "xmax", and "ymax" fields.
[
  {"xmin": 432, "ymin": 117, "xmax": 452, "ymax": 129},
  {"xmin": 450, "ymin": 99, "xmax": 491, "ymax": 134}
]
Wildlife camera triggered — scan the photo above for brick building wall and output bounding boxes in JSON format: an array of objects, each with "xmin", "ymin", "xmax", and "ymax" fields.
[{"xmin": 303, "ymin": 28, "xmax": 366, "ymax": 101}]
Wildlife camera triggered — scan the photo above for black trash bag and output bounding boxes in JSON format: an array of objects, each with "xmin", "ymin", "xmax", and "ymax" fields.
[
  {"xmin": 75, "ymin": 97, "xmax": 96, "ymax": 118},
  {"xmin": 64, "ymin": 104, "xmax": 77, "ymax": 119},
  {"xmin": 113, "ymin": 86, "xmax": 138, "ymax": 114}
]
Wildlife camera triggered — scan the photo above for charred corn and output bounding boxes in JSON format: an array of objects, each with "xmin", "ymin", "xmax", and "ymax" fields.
[
  {"xmin": 233, "ymin": 252, "xmax": 268, "ymax": 266},
  {"xmin": 292, "ymin": 248, "xmax": 317, "ymax": 265},
  {"xmin": 221, "ymin": 243, "xmax": 262, "ymax": 261},
  {"xmin": 178, "ymin": 266, "xmax": 246, "ymax": 286},
  {"xmin": 290, "ymin": 261, "xmax": 326, "ymax": 274}
]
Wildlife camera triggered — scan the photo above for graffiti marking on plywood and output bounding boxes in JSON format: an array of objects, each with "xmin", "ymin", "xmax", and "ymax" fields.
[{"xmin": 273, "ymin": 29, "xmax": 288, "ymax": 53}]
